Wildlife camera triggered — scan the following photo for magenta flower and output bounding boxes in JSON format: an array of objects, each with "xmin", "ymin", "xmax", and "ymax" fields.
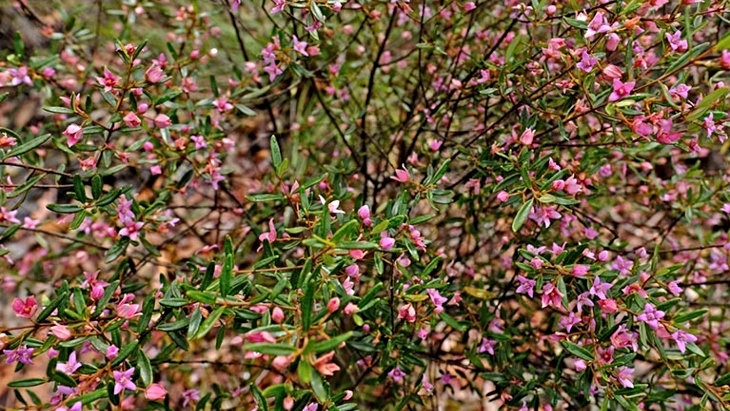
[
  {"xmin": 671, "ymin": 329, "xmax": 698, "ymax": 353},
  {"xmin": 616, "ymin": 367, "xmax": 634, "ymax": 388},
  {"xmin": 636, "ymin": 303, "xmax": 665, "ymax": 330},
  {"xmin": 427, "ymin": 288, "xmax": 447, "ymax": 313},
  {"xmin": 117, "ymin": 300, "xmax": 141, "ymax": 319},
  {"xmin": 246, "ymin": 330, "xmax": 276, "ymax": 343},
  {"xmin": 391, "ymin": 165, "xmax": 411, "ymax": 183},
  {"xmin": 264, "ymin": 63, "xmax": 283, "ymax": 82},
  {"xmin": 388, "ymin": 366, "xmax": 406, "ymax": 383},
  {"xmin": 585, "ymin": 11, "xmax": 612, "ymax": 39},
  {"xmin": 576, "ymin": 292, "xmax": 594, "ymax": 311},
  {"xmin": 666, "ymin": 31, "xmax": 688, "ymax": 52},
  {"xmin": 63, "ymin": 124, "xmax": 84, "ymax": 147},
  {"xmin": 271, "ymin": 0, "xmax": 286, "ymax": 13},
  {"xmin": 515, "ymin": 275, "xmax": 536, "ymax": 298},
  {"xmin": 669, "ymin": 83, "xmax": 690, "ymax": 100},
  {"xmin": 541, "ymin": 283, "xmax": 563, "ymax": 308},
  {"xmin": 608, "ymin": 79, "xmax": 635, "ymax": 102},
  {"xmin": 589, "ymin": 277, "xmax": 612, "ymax": 300},
  {"xmin": 379, "ymin": 236, "xmax": 395, "ymax": 250},
  {"xmin": 478, "ymin": 338, "xmax": 497, "ymax": 355},
  {"xmin": 112, "ymin": 367, "xmax": 137, "ymax": 395},
  {"xmin": 123, "ymin": 112, "xmax": 141, "ymax": 128},
  {"xmin": 182, "ymin": 389, "xmax": 200, "ymax": 407},
  {"xmin": 96, "ymin": 67, "xmax": 120, "ymax": 92},
  {"xmin": 12, "ymin": 296, "xmax": 38, "ymax": 318},
  {"xmin": 576, "ymin": 50, "xmax": 598, "ymax": 72},
  {"xmin": 559, "ymin": 311, "xmax": 581, "ymax": 332},
  {"xmin": 257, "ymin": 218, "xmax": 277, "ymax": 251},
  {"xmin": 529, "ymin": 205, "xmax": 561, "ymax": 228},
  {"xmin": 292, "ymin": 35, "xmax": 309, "ymax": 56},
  {"xmin": 145, "ymin": 64, "xmax": 164, "ymax": 83},
  {"xmin": 3, "ymin": 345, "xmax": 34, "ymax": 365},
  {"xmin": 56, "ymin": 351, "xmax": 82, "ymax": 374}
]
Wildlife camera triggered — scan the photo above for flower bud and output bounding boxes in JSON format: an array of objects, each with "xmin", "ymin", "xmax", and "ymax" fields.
[
  {"xmin": 327, "ymin": 297, "xmax": 340, "ymax": 313},
  {"xmin": 145, "ymin": 383, "xmax": 167, "ymax": 401}
]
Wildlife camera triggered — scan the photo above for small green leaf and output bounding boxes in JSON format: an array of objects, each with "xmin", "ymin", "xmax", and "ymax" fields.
[
  {"xmin": 5, "ymin": 134, "xmax": 51, "ymax": 160},
  {"xmin": 511, "ymin": 198, "xmax": 533, "ymax": 232},
  {"xmin": 187, "ymin": 308, "xmax": 203, "ymax": 339},
  {"xmin": 7, "ymin": 378, "xmax": 46, "ymax": 388},
  {"xmin": 36, "ymin": 290, "xmax": 69, "ymax": 322},
  {"xmin": 46, "ymin": 203, "xmax": 83, "ymax": 214},
  {"xmin": 309, "ymin": 332, "xmax": 353, "ymax": 354},
  {"xmin": 91, "ymin": 175, "xmax": 103, "ymax": 199},
  {"xmin": 245, "ymin": 343, "xmax": 297, "ymax": 356},
  {"xmin": 270, "ymin": 135, "xmax": 282, "ymax": 169},
  {"xmin": 301, "ymin": 280, "xmax": 315, "ymax": 332},
  {"xmin": 220, "ymin": 254, "xmax": 233, "ymax": 297},
  {"xmin": 110, "ymin": 340, "xmax": 139, "ymax": 367},
  {"xmin": 193, "ymin": 306, "xmax": 224, "ymax": 340},
  {"xmin": 137, "ymin": 350, "xmax": 153, "ymax": 387},
  {"xmin": 561, "ymin": 341, "xmax": 593, "ymax": 361},
  {"xmin": 92, "ymin": 280, "xmax": 120, "ymax": 318}
]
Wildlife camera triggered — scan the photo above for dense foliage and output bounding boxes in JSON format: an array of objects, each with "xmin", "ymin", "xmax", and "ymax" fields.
[{"xmin": 1, "ymin": 0, "xmax": 730, "ymax": 410}]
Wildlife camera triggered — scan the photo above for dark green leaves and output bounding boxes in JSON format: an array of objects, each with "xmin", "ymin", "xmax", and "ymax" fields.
[{"xmin": 511, "ymin": 197, "xmax": 533, "ymax": 232}]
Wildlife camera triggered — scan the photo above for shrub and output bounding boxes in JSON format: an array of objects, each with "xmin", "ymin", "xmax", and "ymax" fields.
[{"xmin": 1, "ymin": 0, "xmax": 730, "ymax": 410}]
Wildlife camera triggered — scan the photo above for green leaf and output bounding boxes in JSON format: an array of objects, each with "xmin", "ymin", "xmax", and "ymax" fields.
[
  {"xmin": 7, "ymin": 378, "xmax": 46, "ymax": 388},
  {"xmin": 439, "ymin": 312, "xmax": 468, "ymax": 332},
  {"xmin": 245, "ymin": 343, "xmax": 297, "ymax": 356},
  {"xmin": 187, "ymin": 307, "xmax": 203, "ymax": 339},
  {"xmin": 137, "ymin": 350, "xmax": 153, "ymax": 387},
  {"xmin": 673, "ymin": 309, "xmax": 707, "ymax": 324},
  {"xmin": 4, "ymin": 134, "xmax": 51, "ymax": 160},
  {"xmin": 220, "ymin": 254, "xmax": 233, "ymax": 297},
  {"xmin": 251, "ymin": 383, "xmax": 269, "ymax": 411},
  {"xmin": 511, "ymin": 198, "xmax": 533, "ymax": 232},
  {"xmin": 270, "ymin": 135, "xmax": 282, "ymax": 169},
  {"xmin": 193, "ymin": 306, "xmax": 224, "ymax": 339},
  {"xmin": 35, "ymin": 290, "xmax": 68, "ymax": 322},
  {"xmin": 91, "ymin": 175, "xmax": 103, "ymax": 199},
  {"xmin": 74, "ymin": 388, "xmax": 107, "ymax": 405},
  {"xmin": 110, "ymin": 340, "xmax": 139, "ymax": 367},
  {"xmin": 686, "ymin": 87, "xmax": 728, "ymax": 122},
  {"xmin": 46, "ymin": 203, "xmax": 83, "ymax": 214},
  {"xmin": 561, "ymin": 341, "xmax": 593, "ymax": 361},
  {"xmin": 136, "ymin": 294, "xmax": 155, "ymax": 334},
  {"xmin": 714, "ymin": 31, "xmax": 730, "ymax": 51},
  {"xmin": 301, "ymin": 280, "xmax": 315, "ymax": 332},
  {"xmin": 159, "ymin": 298, "xmax": 189, "ymax": 308},
  {"xmin": 310, "ymin": 369, "xmax": 328, "ymax": 402},
  {"xmin": 337, "ymin": 241, "xmax": 379, "ymax": 250},
  {"xmin": 309, "ymin": 332, "xmax": 352, "ymax": 354},
  {"xmin": 715, "ymin": 371, "xmax": 730, "ymax": 386}
]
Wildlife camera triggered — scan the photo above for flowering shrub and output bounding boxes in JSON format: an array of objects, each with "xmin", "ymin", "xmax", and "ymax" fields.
[{"xmin": 1, "ymin": 0, "xmax": 730, "ymax": 410}]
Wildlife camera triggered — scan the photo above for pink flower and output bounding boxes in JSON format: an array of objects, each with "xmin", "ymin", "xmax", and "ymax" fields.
[
  {"xmin": 608, "ymin": 79, "xmax": 635, "ymax": 102},
  {"xmin": 721, "ymin": 50, "xmax": 730, "ymax": 70},
  {"xmin": 464, "ymin": 1, "xmax": 476, "ymax": 11},
  {"xmin": 50, "ymin": 324, "xmax": 72, "ymax": 341},
  {"xmin": 271, "ymin": 307, "xmax": 285, "ymax": 323},
  {"xmin": 391, "ymin": 165, "xmax": 411, "ymax": 183},
  {"xmin": 666, "ymin": 31, "xmax": 688, "ymax": 53},
  {"xmin": 292, "ymin": 35, "xmax": 309, "ymax": 56},
  {"xmin": 516, "ymin": 275, "xmax": 536, "ymax": 298},
  {"xmin": 576, "ymin": 50, "xmax": 598, "ymax": 72},
  {"xmin": 312, "ymin": 351, "xmax": 340, "ymax": 376},
  {"xmin": 344, "ymin": 302, "xmax": 358, "ymax": 315},
  {"xmin": 559, "ymin": 311, "xmax": 581, "ymax": 332},
  {"xmin": 636, "ymin": 303, "xmax": 665, "ymax": 329},
  {"xmin": 519, "ymin": 128, "xmax": 535, "ymax": 145},
  {"xmin": 153, "ymin": 114, "xmax": 172, "ymax": 128},
  {"xmin": 671, "ymin": 329, "xmax": 697, "ymax": 353},
  {"xmin": 667, "ymin": 280, "xmax": 682, "ymax": 296},
  {"xmin": 398, "ymin": 304, "xmax": 416, "ymax": 322},
  {"xmin": 541, "ymin": 283, "xmax": 563, "ymax": 308},
  {"xmin": 616, "ymin": 367, "xmax": 634, "ymax": 388},
  {"xmin": 117, "ymin": 301, "xmax": 141, "ymax": 319},
  {"xmin": 106, "ymin": 345, "xmax": 119, "ymax": 360},
  {"xmin": 272, "ymin": 355, "xmax": 292, "ymax": 371},
  {"xmin": 145, "ymin": 383, "xmax": 167, "ymax": 401},
  {"xmin": 598, "ymin": 298, "xmax": 618, "ymax": 313},
  {"xmin": 496, "ymin": 191, "xmax": 510, "ymax": 202},
  {"xmin": 388, "ymin": 366, "xmax": 406, "ymax": 383},
  {"xmin": 63, "ymin": 124, "xmax": 84, "ymax": 147},
  {"xmin": 589, "ymin": 277, "xmax": 612, "ymax": 299},
  {"xmin": 56, "ymin": 351, "xmax": 81, "ymax": 374},
  {"xmin": 326, "ymin": 297, "xmax": 340, "ymax": 313},
  {"xmin": 123, "ymin": 112, "xmax": 141, "ymax": 128},
  {"xmin": 271, "ymin": 0, "xmax": 286, "ymax": 13},
  {"xmin": 573, "ymin": 359, "xmax": 587, "ymax": 371},
  {"xmin": 145, "ymin": 64, "xmax": 165, "ymax": 83},
  {"xmin": 113, "ymin": 367, "xmax": 136, "ymax": 394},
  {"xmin": 478, "ymin": 338, "xmax": 497, "ymax": 355},
  {"xmin": 379, "ymin": 236, "xmax": 395, "ymax": 250},
  {"xmin": 358, "ymin": 205, "xmax": 372, "ymax": 226},
  {"xmin": 247, "ymin": 330, "xmax": 276, "ymax": 343},
  {"xmin": 669, "ymin": 84, "xmax": 690, "ymax": 100},
  {"xmin": 258, "ymin": 218, "xmax": 277, "ymax": 251},
  {"xmin": 585, "ymin": 11, "xmax": 612, "ymax": 39},
  {"xmin": 96, "ymin": 67, "xmax": 120, "ymax": 92},
  {"xmin": 572, "ymin": 265, "xmax": 589, "ymax": 277},
  {"xmin": 12, "ymin": 296, "xmax": 38, "ymax": 318}
]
